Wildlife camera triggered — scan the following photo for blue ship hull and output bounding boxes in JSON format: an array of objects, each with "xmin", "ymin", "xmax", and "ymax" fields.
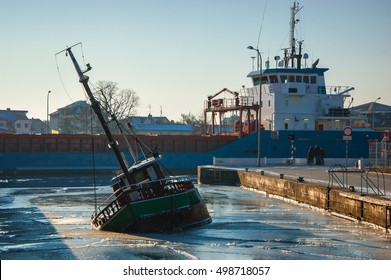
[{"xmin": 0, "ymin": 130, "xmax": 381, "ymax": 175}]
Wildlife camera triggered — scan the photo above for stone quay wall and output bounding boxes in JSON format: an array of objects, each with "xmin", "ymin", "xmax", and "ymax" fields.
[{"xmin": 198, "ymin": 166, "xmax": 391, "ymax": 231}]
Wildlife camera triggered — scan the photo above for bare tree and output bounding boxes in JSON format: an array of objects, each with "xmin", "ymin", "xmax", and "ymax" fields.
[
  {"xmin": 94, "ymin": 80, "xmax": 140, "ymax": 121},
  {"xmin": 179, "ymin": 112, "xmax": 204, "ymax": 135}
]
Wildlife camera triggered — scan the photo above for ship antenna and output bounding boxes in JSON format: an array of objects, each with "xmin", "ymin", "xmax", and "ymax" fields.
[
  {"xmin": 256, "ymin": 0, "xmax": 268, "ymax": 49},
  {"xmin": 289, "ymin": 1, "xmax": 303, "ymax": 68}
]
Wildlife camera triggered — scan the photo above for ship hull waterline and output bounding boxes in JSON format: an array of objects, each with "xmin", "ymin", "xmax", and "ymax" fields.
[{"xmin": 92, "ymin": 188, "xmax": 212, "ymax": 233}]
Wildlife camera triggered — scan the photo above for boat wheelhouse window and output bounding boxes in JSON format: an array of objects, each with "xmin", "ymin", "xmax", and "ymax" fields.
[
  {"xmin": 296, "ymin": 76, "xmax": 302, "ymax": 83},
  {"xmin": 310, "ymin": 76, "xmax": 317, "ymax": 84},
  {"xmin": 253, "ymin": 77, "xmax": 260, "ymax": 86},
  {"xmin": 269, "ymin": 75, "xmax": 278, "ymax": 83},
  {"xmin": 288, "ymin": 75, "xmax": 295, "ymax": 82},
  {"xmin": 146, "ymin": 166, "xmax": 158, "ymax": 181},
  {"xmin": 261, "ymin": 76, "xmax": 269, "ymax": 84},
  {"xmin": 268, "ymin": 100, "xmax": 271, "ymax": 107},
  {"xmin": 280, "ymin": 75, "xmax": 287, "ymax": 83},
  {"xmin": 134, "ymin": 170, "xmax": 148, "ymax": 183},
  {"xmin": 284, "ymin": 123, "xmax": 288, "ymax": 129},
  {"xmin": 303, "ymin": 76, "xmax": 309, "ymax": 83}
]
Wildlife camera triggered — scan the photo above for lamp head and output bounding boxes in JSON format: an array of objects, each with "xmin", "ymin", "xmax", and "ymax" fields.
[{"xmin": 247, "ymin": 46, "xmax": 254, "ymax": 50}]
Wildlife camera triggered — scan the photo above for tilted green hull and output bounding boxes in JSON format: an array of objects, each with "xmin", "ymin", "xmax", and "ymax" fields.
[{"xmin": 92, "ymin": 187, "xmax": 211, "ymax": 233}]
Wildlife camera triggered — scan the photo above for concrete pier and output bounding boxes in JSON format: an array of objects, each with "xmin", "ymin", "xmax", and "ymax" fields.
[{"xmin": 198, "ymin": 165, "xmax": 391, "ymax": 232}]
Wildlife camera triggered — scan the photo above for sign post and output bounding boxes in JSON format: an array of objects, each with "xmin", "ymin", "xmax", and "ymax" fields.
[
  {"xmin": 288, "ymin": 133, "xmax": 295, "ymax": 164},
  {"xmin": 343, "ymin": 127, "xmax": 352, "ymax": 166}
]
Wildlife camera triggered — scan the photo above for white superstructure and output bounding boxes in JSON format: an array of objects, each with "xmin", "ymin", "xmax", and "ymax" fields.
[{"xmin": 246, "ymin": 1, "xmax": 368, "ymax": 132}]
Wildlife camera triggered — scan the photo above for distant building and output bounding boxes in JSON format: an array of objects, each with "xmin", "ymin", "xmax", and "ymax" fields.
[
  {"xmin": 0, "ymin": 108, "xmax": 32, "ymax": 134},
  {"xmin": 50, "ymin": 100, "xmax": 99, "ymax": 134},
  {"xmin": 30, "ymin": 118, "xmax": 47, "ymax": 134},
  {"xmin": 49, "ymin": 101, "xmax": 194, "ymax": 135},
  {"xmin": 127, "ymin": 114, "xmax": 194, "ymax": 135},
  {"xmin": 351, "ymin": 102, "xmax": 391, "ymax": 132}
]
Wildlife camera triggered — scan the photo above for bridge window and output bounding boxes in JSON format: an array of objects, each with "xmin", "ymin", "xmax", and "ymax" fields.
[
  {"xmin": 280, "ymin": 75, "xmax": 287, "ymax": 83},
  {"xmin": 296, "ymin": 76, "xmax": 302, "ymax": 83},
  {"xmin": 270, "ymin": 75, "xmax": 278, "ymax": 83},
  {"xmin": 288, "ymin": 75, "xmax": 295, "ymax": 82},
  {"xmin": 303, "ymin": 76, "xmax": 309, "ymax": 83},
  {"xmin": 261, "ymin": 76, "xmax": 269, "ymax": 84},
  {"xmin": 310, "ymin": 76, "xmax": 317, "ymax": 84}
]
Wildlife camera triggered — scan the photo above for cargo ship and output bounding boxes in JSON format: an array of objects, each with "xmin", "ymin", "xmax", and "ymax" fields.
[{"xmin": 0, "ymin": 1, "xmax": 382, "ymax": 176}]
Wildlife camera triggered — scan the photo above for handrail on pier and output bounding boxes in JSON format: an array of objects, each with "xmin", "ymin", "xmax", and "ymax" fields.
[
  {"xmin": 328, "ymin": 164, "xmax": 347, "ymax": 189},
  {"xmin": 364, "ymin": 168, "xmax": 386, "ymax": 196},
  {"xmin": 327, "ymin": 164, "xmax": 386, "ymax": 196}
]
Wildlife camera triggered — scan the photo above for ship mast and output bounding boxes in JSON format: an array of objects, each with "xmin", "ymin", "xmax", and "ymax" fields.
[
  {"xmin": 289, "ymin": 1, "xmax": 303, "ymax": 68},
  {"xmin": 66, "ymin": 46, "xmax": 133, "ymax": 185}
]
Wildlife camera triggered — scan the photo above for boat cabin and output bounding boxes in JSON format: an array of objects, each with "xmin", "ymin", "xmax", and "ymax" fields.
[{"xmin": 112, "ymin": 156, "xmax": 165, "ymax": 193}]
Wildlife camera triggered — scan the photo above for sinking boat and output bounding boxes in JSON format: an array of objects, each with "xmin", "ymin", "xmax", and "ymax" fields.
[{"xmin": 64, "ymin": 45, "xmax": 211, "ymax": 232}]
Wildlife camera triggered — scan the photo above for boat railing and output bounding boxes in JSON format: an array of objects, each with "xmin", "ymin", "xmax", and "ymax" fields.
[
  {"xmin": 325, "ymin": 86, "xmax": 353, "ymax": 95},
  {"xmin": 132, "ymin": 176, "xmax": 191, "ymax": 190},
  {"xmin": 204, "ymin": 96, "xmax": 257, "ymax": 110},
  {"xmin": 91, "ymin": 177, "xmax": 195, "ymax": 228},
  {"xmin": 92, "ymin": 188, "xmax": 124, "ymax": 219}
]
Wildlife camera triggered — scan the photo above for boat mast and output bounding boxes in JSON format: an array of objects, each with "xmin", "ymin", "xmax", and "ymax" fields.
[
  {"xmin": 66, "ymin": 47, "xmax": 133, "ymax": 184},
  {"xmin": 289, "ymin": 1, "xmax": 303, "ymax": 68}
]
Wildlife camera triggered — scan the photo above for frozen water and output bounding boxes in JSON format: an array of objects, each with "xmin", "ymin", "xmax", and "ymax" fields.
[{"xmin": 0, "ymin": 176, "xmax": 390, "ymax": 260}]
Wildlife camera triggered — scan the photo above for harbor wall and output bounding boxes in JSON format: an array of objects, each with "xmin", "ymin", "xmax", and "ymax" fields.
[{"xmin": 198, "ymin": 166, "xmax": 391, "ymax": 231}]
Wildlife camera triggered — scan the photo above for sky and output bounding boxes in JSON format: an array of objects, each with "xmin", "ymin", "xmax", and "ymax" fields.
[{"xmin": 1, "ymin": 0, "xmax": 390, "ymax": 122}]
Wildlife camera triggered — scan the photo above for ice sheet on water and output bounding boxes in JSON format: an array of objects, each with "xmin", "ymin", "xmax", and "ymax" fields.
[{"xmin": 1, "ymin": 181, "xmax": 391, "ymax": 260}]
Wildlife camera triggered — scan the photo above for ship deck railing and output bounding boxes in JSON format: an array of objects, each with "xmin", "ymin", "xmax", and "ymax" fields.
[
  {"xmin": 91, "ymin": 176, "xmax": 194, "ymax": 228},
  {"xmin": 204, "ymin": 96, "xmax": 257, "ymax": 111}
]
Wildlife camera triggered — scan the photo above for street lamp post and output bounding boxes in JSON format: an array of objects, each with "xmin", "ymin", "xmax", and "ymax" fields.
[
  {"xmin": 47, "ymin": 90, "xmax": 52, "ymax": 134},
  {"xmin": 247, "ymin": 46, "xmax": 262, "ymax": 167},
  {"xmin": 373, "ymin": 97, "xmax": 381, "ymax": 131}
]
